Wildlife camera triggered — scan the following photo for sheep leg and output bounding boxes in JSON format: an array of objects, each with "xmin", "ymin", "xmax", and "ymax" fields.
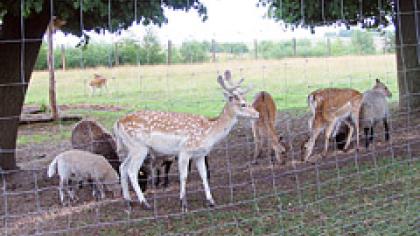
[
  {"xmin": 383, "ymin": 118, "xmax": 390, "ymax": 141},
  {"xmin": 196, "ymin": 155, "xmax": 215, "ymax": 208},
  {"xmin": 163, "ymin": 160, "xmax": 173, "ymax": 188},
  {"xmin": 127, "ymin": 147, "xmax": 150, "ymax": 209},
  {"xmin": 364, "ymin": 127, "xmax": 370, "ymax": 148},
  {"xmin": 97, "ymin": 183, "xmax": 105, "ymax": 200},
  {"xmin": 178, "ymin": 152, "xmax": 191, "ymax": 212},
  {"xmin": 67, "ymin": 179, "xmax": 78, "ymax": 203},
  {"xmin": 155, "ymin": 168, "xmax": 161, "ymax": 187},
  {"xmin": 59, "ymin": 176, "xmax": 66, "ymax": 205}
]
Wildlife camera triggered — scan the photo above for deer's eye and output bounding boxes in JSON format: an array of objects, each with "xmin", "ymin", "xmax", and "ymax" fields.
[{"xmin": 240, "ymin": 103, "xmax": 246, "ymax": 108}]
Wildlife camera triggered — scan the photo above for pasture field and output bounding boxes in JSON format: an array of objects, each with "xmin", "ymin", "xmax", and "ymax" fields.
[
  {"xmin": 20, "ymin": 54, "xmax": 398, "ymax": 146},
  {"xmin": 6, "ymin": 54, "xmax": 418, "ymax": 235},
  {"xmin": 26, "ymin": 54, "xmax": 397, "ymax": 119}
]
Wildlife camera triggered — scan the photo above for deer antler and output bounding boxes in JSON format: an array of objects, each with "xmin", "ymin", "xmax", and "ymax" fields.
[
  {"xmin": 224, "ymin": 70, "xmax": 244, "ymax": 88},
  {"xmin": 239, "ymin": 83, "xmax": 254, "ymax": 95},
  {"xmin": 217, "ymin": 75, "xmax": 237, "ymax": 94}
]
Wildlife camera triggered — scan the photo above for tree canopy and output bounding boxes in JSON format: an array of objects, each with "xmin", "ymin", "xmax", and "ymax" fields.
[
  {"xmin": 257, "ymin": 0, "xmax": 394, "ymax": 28},
  {"xmin": 0, "ymin": 0, "xmax": 207, "ymax": 36}
]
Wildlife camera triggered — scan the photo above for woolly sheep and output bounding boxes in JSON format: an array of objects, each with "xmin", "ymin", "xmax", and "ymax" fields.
[
  {"xmin": 360, "ymin": 79, "xmax": 392, "ymax": 148},
  {"xmin": 71, "ymin": 119, "xmax": 149, "ymax": 192},
  {"xmin": 48, "ymin": 149, "xmax": 121, "ymax": 205}
]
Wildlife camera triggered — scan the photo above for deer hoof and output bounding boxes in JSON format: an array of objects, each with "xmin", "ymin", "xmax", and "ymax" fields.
[
  {"xmin": 180, "ymin": 198, "xmax": 188, "ymax": 213},
  {"xmin": 206, "ymin": 199, "xmax": 215, "ymax": 208}
]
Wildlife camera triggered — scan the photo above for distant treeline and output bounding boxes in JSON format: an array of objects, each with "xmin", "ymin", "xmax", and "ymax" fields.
[{"xmin": 34, "ymin": 29, "xmax": 395, "ymax": 70}]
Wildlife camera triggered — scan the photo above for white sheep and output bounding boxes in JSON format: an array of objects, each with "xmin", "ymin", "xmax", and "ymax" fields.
[
  {"xmin": 47, "ymin": 149, "xmax": 121, "ymax": 205},
  {"xmin": 361, "ymin": 79, "xmax": 392, "ymax": 148}
]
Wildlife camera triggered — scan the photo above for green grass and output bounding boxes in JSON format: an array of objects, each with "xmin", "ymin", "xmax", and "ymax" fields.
[
  {"xmin": 93, "ymin": 156, "xmax": 418, "ymax": 235},
  {"xmin": 26, "ymin": 54, "xmax": 398, "ymax": 117}
]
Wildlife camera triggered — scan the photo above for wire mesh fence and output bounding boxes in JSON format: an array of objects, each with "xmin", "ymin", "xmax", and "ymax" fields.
[{"xmin": 0, "ymin": 0, "xmax": 419, "ymax": 235}]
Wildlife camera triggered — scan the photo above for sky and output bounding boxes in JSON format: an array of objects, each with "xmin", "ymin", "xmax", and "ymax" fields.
[{"xmin": 54, "ymin": 0, "xmax": 361, "ymax": 47}]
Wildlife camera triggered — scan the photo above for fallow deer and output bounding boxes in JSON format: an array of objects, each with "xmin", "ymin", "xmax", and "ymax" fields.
[
  {"xmin": 251, "ymin": 91, "xmax": 287, "ymax": 164},
  {"xmin": 89, "ymin": 74, "xmax": 108, "ymax": 96},
  {"xmin": 113, "ymin": 70, "xmax": 259, "ymax": 211},
  {"xmin": 303, "ymin": 88, "xmax": 363, "ymax": 161}
]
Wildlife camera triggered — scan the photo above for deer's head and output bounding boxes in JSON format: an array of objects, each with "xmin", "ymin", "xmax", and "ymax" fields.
[{"xmin": 217, "ymin": 70, "xmax": 259, "ymax": 120}]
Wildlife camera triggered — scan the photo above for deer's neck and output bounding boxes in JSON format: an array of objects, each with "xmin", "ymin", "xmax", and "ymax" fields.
[{"xmin": 203, "ymin": 103, "xmax": 237, "ymax": 147}]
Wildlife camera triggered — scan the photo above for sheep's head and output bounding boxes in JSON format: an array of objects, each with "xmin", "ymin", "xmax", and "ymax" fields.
[{"xmin": 373, "ymin": 79, "xmax": 392, "ymax": 98}]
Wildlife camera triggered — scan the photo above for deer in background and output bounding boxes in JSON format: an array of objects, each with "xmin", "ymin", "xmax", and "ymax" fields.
[
  {"xmin": 303, "ymin": 88, "xmax": 363, "ymax": 161},
  {"xmin": 113, "ymin": 70, "xmax": 259, "ymax": 211},
  {"xmin": 251, "ymin": 91, "xmax": 287, "ymax": 164},
  {"xmin": 89, "ymin": 74, "xmax": 109, "ymax": 96}
]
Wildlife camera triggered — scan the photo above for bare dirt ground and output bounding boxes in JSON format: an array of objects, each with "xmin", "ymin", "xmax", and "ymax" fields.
[{"xmin": 2, "ymin": 107, "xmax": 419, "ymax": 235}]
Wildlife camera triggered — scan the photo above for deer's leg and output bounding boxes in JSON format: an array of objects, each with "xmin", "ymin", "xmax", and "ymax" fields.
[
  {"xmin": 196, "ymin": 155, "xmax": 215, "ymax": 208},
  {"xmin": 205, "ymin": 156, "xmax": 210, "ymax": 180},
  {"xmin": 120, "ymin": 156, "xmax": 131, "ymax": 201},
  {"xmin": 127, "ymin": 147, "xmax": 150, "ymax": 209},
  {"xmin": 322, "ymin": 119, "xmax": 338, "ymax": 157},
  {"xmin": 252, "ymin": 122, "xmax": 262, "ymax": 164},
  {"xmin": 342, "ymin": 120, "xmax": 354, "ymax": 151},
  {"xmin": 383, "ymin": 117, "xmax": 390, "ymax": 141},
  {"xmin": 304, "ymin": 127, "xmax": 323, "ymax": 162},
  {"xmin": 178, "ymin": 152, "xmax": 191, "ymax": 212},
  {"xmin": 267, "ymin": 125, "xmax": 286, "ymax": 165}
]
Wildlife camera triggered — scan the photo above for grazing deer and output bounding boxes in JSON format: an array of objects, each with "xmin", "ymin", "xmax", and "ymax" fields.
[
  {"xmin": 303, "ymin": 88, "xmax": 363, "ymax": 161},
  {"xmin": 89, "ymin": 74, "xmax": 108, "ymax": 96},
  {"xmin": 251, "ymin": 91, "xmax": 287, "ymax": 164},
  {"xmin": 113, "ymin": 70, "xmax": 259, "ymax": 211}
]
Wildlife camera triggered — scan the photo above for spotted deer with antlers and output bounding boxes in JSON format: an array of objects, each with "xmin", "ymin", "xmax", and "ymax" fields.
[{"xmin": 113, "ymin": 70, "xmax": 259, "ymax": 211}]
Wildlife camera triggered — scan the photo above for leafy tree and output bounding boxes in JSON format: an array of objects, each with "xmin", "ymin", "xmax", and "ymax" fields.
[
  {"xmin": 139, "ymin": 28, "xmax": 165, "ymax": 64},
  {"xmin": 257, "ymin": 0, "xmax": 419, "ymax": 112},
  {"xmin": 0, "ymin": 0, "xmax": 207, "ymax": 170},
  {"xmin": 180, "ymin": 40, "xmax": 210, "ymax": 63},
  {"xmin": 351, "ymin": 30, "xmax": 375, "ymax": 54}
]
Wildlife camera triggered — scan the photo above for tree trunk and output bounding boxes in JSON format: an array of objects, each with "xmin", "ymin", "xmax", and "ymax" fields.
[
  {"xmin": 47, "ymin": 22, "xmax": 59, "ymax": 120},
  {"xmin": 395, "ymin": 0, "xmax": 420, "ymax": 111},
  {"xmin": 0, "ymin": 3, "xmax": 50, "ymax": 170}
]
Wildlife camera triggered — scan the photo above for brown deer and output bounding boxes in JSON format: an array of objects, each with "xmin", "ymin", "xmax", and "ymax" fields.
[
  {"xmin": 251, "ymin": 91, "xmax": 287, "ymax": 164},
  {"xmin": 89, "ymin": 74, "xmax": 108, "ymax": 96},
  {"xmin": 303, "ymin": 88, "xmax": 363, "ymax": 161},
  {"xmin": 113, "ymin": 70, "xmax": 259, "ymax": 211}
]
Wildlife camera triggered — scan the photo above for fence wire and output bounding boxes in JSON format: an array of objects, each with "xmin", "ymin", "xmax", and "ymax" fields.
[{"xmin": 0, "ymin": 0, "xmax": 419, "ymax": 235}]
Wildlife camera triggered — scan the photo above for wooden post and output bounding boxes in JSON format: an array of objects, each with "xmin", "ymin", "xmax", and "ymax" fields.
[
  {"xmin": 47, "ymin": 20, "xmax": 59, "ymax": 120},
  {"xmin": 61, "ymin": 44, "xmax": 66, "ymax": 71},
  {"xmin": 254, "ymin": 39, "xmax": 258, "ymax": 60},
  {"xmin": 167, "ymin": 40, "xmax": 172, "ymax": 65},
  {"xmin": 292, "ymin": 38, "xmax": 297, "ymax": 56},
  {"xmin": 211, "ymin": 39, "xmax": 216, "ymax": 63}
]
